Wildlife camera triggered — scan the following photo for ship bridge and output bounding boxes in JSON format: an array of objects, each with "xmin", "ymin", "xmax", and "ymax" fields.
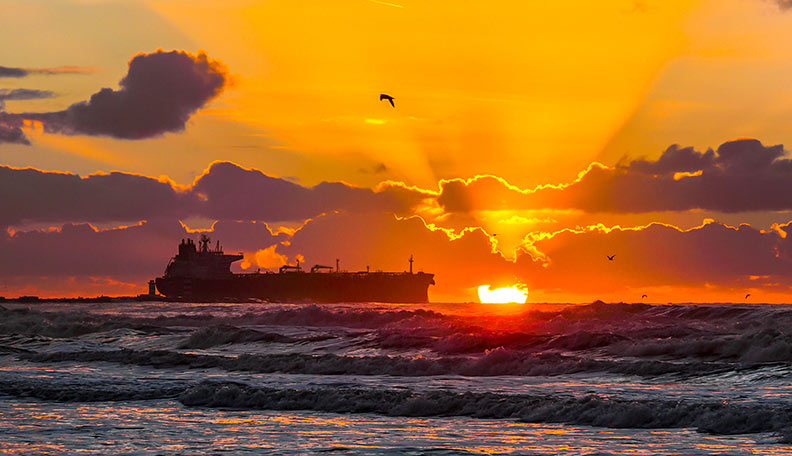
[{"xmin": 164, "ymin": 235, "xmax": 243, "ymax": 280}]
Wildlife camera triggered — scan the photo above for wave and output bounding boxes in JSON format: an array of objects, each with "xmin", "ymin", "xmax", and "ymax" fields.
[
  {"xmin": 0, "ymin": 307, "xmax": 177, "ymax": 339},
  {"xmin": 615, "ymin": 327, "xmax": 792, "ymax": 363},
  {"xmin": 6, "ymin": 302, "xmax": 792, "ymax": 364},
  {"xmin": 177, "ymin": 381, "xmax": 792, "ymax": 436},
  {"xmin": 146, "ymin": 305, "xmax": 453, "ymax": 330},
  {"xmin": 19, "ymin": 347, "xmax": 738, "ymax": 377},
  {"xmin": 177, "ymin": 326, "xmax": 298, "ymax": 349},
  {"xmin": 2, "ymin": 375, "xmax": 789, "ymax": 437},
  {"xmin": 0, "ymin": 305, "xmax": 452, "ymax": 336},
  {"xmin": 0, "ymin": 377, "xmax": 186, "ymax": 402}
]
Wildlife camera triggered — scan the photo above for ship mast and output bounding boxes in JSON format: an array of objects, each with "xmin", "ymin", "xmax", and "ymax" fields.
[{"xmin": 409, "ymin": 254, "xmax": 414, "ymax": 274}]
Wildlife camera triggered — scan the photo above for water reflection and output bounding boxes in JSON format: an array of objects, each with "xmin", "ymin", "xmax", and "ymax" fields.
[{"xmin": 0, "ymin": 399, "xmax": 790, "ymax": 455}]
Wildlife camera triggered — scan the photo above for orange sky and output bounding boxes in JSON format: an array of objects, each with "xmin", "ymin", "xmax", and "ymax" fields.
[{"xmin": 4, "ymin": 0, "xmax": 792, "ymax": 302}]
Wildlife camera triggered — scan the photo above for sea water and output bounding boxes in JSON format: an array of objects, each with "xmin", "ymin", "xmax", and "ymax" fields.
[{"xmin": 1, "ymin": 300, "xmax": 791, "ymax": 455}]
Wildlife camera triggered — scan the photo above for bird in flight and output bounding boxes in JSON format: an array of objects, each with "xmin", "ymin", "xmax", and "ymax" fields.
[
  {"xmin": 641, "ymin": 294, "xmax": 647, "ymax": 299},
  {"xmin": 380, "ymin": 93, "xmax": 395, "ymax": 107},
  {"xmin": 607, "ymin": 255, "xmax": 615, "ymax": 261},
  {"xmin": 745, "ymin": 293, "xmax": 751, "ymax": 300}
]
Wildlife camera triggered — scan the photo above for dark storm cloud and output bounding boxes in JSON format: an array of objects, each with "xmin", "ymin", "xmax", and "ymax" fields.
[
  {"xmin": 0, "ymin": 162, "xmax": 424, "ymax": 227},
  {"xmin": 0, "ymin": 50, "xmax": 227, "ymax": 143},
  {"xmin": 433, "ymin": 139, "xmax": 792, "ymax": 214}
]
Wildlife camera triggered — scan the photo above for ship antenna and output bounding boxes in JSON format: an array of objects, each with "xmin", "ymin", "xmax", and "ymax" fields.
[
  {"xmin": 336, "ymin": 258, "xmax": 339, "ymax": 272},
  {"xmin": 409, "ymin": 254, "xmax": 414, "ymax": 274}
]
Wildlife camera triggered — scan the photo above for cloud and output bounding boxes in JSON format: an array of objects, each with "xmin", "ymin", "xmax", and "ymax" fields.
[
  {"xmin": 190, "ymin": 162, "xmax": 419, "ymax": 222},
  {"xmin": 0, "ymin": 161, "xmax": 423, "ymax": 227},
  {"xmin": 774, "ymin": 0, "xmax": 792, "ymax": 10},
  {"xmin": 0, "ymin": 124, "xmax": 28, "ymax": 145},
  {"xmin": 4, "ymin": 197, "xmax": 792, "ymax": 300},
  {"xmin": 0, "ymin": 218, "xmax": 283, "ymax": 296},
  {"xmin": 0, "ymin": 50, "xmax": 227, "ymax": 143},
  {"xmin": 0, "ymin": 65, "xmax": 96, "ymax": 78},
  {"xmin": 6, "ymin": 143, "xmax": 792, "ymax": 299},
  {"xmin": 279, "ymin": 213, "xmax": 792, "ymax": 300},
  {"xmin": 0, "ymin": 88, "xmax": 55, "ymax": 109},
  {"xmin": 0, "ymin": 165, "xmax": 198, "ymax": 227},
  {"xmin": 0, "ymin": 66, "xmax": 29, "ymax": 78},
  {"xmin": 520, "ymin": 220, "xmax": 789, "ymax": 293},
  {"xmin": 430, "ymin": 139, "xmax": 792, "ymax": 214},
  {"xmin": 0, "ymin": 218, "xmax": 283, "ymax": 279}
]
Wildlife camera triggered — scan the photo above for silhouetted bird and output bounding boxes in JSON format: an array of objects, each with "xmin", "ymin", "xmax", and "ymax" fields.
[
  {"xmin": 642, "ymin": 294, "xmax": 647, "ymax": 299},
  {"xmin": 380, "ymin": 94, "xmax": 395, "ymax": 107},
  {"xmin": 607, "ymin": 255, "xmax": 615, "ymax": 261},
  {"xmin": 745, "ymin": 293, "xmax": 751, "ymax": 300}
]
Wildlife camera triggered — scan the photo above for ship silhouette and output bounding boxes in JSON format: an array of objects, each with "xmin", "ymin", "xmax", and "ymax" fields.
[{"xmin": 155, "ymin": 235, "xmax": 435, "ymax": 302}]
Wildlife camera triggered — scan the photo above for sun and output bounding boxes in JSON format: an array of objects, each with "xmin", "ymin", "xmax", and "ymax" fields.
[{"xmin": 477, "ymin": 284, "xmax": 528, "ymax": 304}]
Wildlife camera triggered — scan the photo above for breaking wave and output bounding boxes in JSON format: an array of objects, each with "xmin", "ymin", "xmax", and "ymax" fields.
[
  {"xmin": 178, "ymin": 381, "xmax": 792, "ymax": 436},
  {"xmin": 19, "ymin": 347, "xmax": 737, "ymax": 377},
  {"xmin": 177, "ymin": 326, "xmax": 298, "ymax": 349}
]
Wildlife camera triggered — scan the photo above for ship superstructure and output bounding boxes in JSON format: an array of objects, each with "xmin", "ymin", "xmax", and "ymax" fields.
[{"xmin": 155, "ymin": 235, "xmax": 435, "ymax": 303}]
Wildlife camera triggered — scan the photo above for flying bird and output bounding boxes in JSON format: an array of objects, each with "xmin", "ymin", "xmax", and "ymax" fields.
[
  {"xmin": 641, "ymin": 294, "xmax": 647, "ymax": 299},
  {"xmin": 607, "ymin": 255, "xmax": 615, "ymax": 261},
  {"xmin": 745, "ymin": 293, "xmax": 751, "ymax": 300},
  {"xmin": 380, "ymin": 93, "xmax": 395, "ymax": 107}
]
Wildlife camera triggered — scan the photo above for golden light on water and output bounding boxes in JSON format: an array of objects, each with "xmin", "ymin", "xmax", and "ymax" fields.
[{"xmin": 477, "ymin": 284, "xmax": 528, "ymax": 304}]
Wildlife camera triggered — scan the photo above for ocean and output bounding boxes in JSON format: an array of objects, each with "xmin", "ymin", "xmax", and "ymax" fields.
[{"xmin": 1, "ymin": 300, "xmax": 791, "ymax": 455}]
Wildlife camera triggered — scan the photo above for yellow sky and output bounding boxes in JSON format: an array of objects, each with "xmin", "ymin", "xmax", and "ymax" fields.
[{"xmin": 144, "ymin": 0, "xmax": 694, "ymax": 187}]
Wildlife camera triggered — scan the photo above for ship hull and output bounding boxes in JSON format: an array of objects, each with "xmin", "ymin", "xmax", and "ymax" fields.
[{"xmin": 155, "ymin": 272, "xmax": 435, "ymax": 303}]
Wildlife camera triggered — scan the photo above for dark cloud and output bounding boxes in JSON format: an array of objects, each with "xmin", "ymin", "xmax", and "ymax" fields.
[
  {"xmin": 0, "ymin": 218, "xmax": 282, "ymax": 279},
  {"xmin": 3, "ymin": 199, "xmax": 792, "ymax": 300},
  {"xmin": 521, "ymin": 221, "xmax": 789, "ymax": 293},
  {"xmin": 267, "ymin": 211, "xmax": 792, "ymax": 299},
  {"xmin": 0, "ymin": 65, "xmax": 96, "ymax": 78},
  {"xmin": 0, "ymin": 66, "xmax": 29, "ymax": 78},
  {"xmin": 191, "ymin": 162, "xmax": 418, "ymax": 222},
  {"xmin": 0, "ymin": 124, "xmax": 29, "ymax": 145},
  {"xmin": 0, "ymin": 50, "xmax": 227, "ymax": 143},
  {"xmin": 0, "ymin": 89, "xmax": 55, "ymax": 109},
  {"xmin": 433, "ymin": 139, "xmax": 792, "ymax": 214},
  {"xmin": 775, "ymin": 0, "xmax": 792, "ymax": 10},
  {"xmin": 0, "ymin": 218, "xmax": 283, "ymax": 296},
  {"xmin": 0, "ymin": 161, "xmax": 423, "ymax": 227},
  {"xmin": 0, "ymin": 165, "xmax": 198, "ymax": 226}
]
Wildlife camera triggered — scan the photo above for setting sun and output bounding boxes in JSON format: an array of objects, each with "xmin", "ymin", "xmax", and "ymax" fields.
[{"xmin": 477, "ymin": 284, "xmax": 529, "ymax": 304}]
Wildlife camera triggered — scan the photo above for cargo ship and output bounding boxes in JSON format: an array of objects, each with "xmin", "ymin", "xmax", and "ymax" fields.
[{"xmin": 154, "ymin": 236, "xmax": 435, "ymax": 303}]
